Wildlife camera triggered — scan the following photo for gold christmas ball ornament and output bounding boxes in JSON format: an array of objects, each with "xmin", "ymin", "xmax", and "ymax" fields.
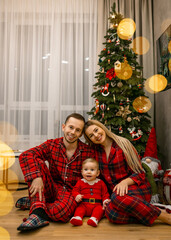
[
  {"xmin": 133, "ymin": 96, "xmax": 152, "ymax": 113},
  {"xmin": 115, "ymin": 61, "xmax": 132, "ymax": 80},
  {"xmin": 127, "ymin": 117, "xmax": 132, "ymax": 122},
  {"xmin": 117, "ymin": 82, "xmax": 123, "ymax": 88}
]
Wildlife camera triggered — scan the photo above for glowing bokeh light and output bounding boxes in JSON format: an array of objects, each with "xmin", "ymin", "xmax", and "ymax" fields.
[
  {"xmin": 5, "ymin": 169, "xmax": 19, "ymax": 193},
  {"xmin": 133, "ymin": 96, "xmax": 152, "ymax": 113},
  {"xmin": 0, "ymin": 181, "xmax": 8, "ymax": 203},
  {"xmin": 169, "ymin": 59, "xmax": 171, "ymax": 72},
  {"xmin": 0, "ymin": 141, "xmax": 15, "ymax": 171},
  {"xmin": 117, "ymin": 18, "xmax": 136, "ymax": 40},
  {"xmin": 168, "ymin": 40, "xmax": 171, "ymax": 53},
  {"xmin": 0, "ymin": 121, "xmax": 18, "ymax": 144},
  {"xmin": 131, "ymin": 37, "xmax": 150, "ymax": 55},
  {"xmin": 115, "ymin": 61, "xmax": 132, "ymax": 80},
  {"xmin": 145, "ymin": 75, "xmax": 167, "ymax": 93},
  {"xmin": 0, "ymin": 188, "xmax": 14, "ymax": 216},
  {"xmin": 0, "ymin": 227, "xmax": 10, "ymax": 240}
]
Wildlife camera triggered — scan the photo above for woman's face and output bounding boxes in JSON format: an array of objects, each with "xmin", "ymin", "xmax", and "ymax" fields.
[{"xmin": 85, "ymin": 124, "xmax": 106, "ymax": 145}]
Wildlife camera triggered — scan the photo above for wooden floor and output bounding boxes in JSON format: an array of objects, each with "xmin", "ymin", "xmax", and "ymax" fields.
[{"xmin": 1, "ymin": 187, "xmax": 171, "ymax": 240}]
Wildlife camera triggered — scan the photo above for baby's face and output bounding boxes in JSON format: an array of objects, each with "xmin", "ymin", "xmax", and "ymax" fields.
[{"xmin": 82, "ymin": 162, "xmax": 100, "ymax": 182}]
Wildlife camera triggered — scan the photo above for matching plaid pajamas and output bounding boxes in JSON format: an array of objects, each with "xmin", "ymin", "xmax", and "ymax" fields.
[
  {"xmin": 19, "ymin": 137, "xmax": 94, "ymax": 222},
  {"xmin": 94, "ymin": 141, "xmax": 161, "ymax": 226}
]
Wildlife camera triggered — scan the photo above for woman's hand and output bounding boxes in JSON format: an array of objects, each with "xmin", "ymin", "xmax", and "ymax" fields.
[
  {"xmin": 29, "ymin": 177, "xmax": 44, "ymax": 201},
  {"xmin": 113, "ymin": 178, "xmax": 134, "ymax": 196},
  {"xmin": 75, "ymin": 194, "xmax": 84, "ymax": 203}
]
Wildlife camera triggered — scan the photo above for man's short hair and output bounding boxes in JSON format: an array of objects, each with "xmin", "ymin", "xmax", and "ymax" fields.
[{"xmin": 65, "ymin": 113, "xmax": 85, "ymax": 124}]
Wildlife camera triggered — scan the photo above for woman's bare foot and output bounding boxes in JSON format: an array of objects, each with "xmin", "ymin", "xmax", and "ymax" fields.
[{"xmin": 157, "ymin": 211, "xmax": 171, "ymax": 225}]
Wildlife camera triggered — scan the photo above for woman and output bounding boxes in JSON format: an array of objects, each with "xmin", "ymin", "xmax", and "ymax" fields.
[{"xmin": 84, "ymin": 119, "xmax": 171, "ymax": 226}]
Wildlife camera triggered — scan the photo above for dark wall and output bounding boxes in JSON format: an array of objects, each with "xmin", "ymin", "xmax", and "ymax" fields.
[{"xmin": 153, "ymin": 0, "xmax": 171, "ymax": 170}]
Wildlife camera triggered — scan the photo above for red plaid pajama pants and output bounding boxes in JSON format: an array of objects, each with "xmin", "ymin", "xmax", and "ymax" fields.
[
  {"xmin": 28, "ymin": 164, "xmax": 77, "ymax": 222},
  {"xmin": 105, "ymin": 183, "xmax": 161, "ymax": 226}
]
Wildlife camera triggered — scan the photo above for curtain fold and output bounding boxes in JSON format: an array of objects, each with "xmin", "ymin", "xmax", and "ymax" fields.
[{"xmin": 0, "ymin": 0, "xmax": 98, "ymax": 150}]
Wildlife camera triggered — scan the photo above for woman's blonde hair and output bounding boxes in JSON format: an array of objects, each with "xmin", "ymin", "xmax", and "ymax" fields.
[{"xmin": 84, "ymin": 120, "xmax": 143, "ymax": 173}]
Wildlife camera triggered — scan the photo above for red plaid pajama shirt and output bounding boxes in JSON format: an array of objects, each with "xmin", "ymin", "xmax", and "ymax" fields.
[
  {"xmin": 19, "ymin": 137, "xmax": 95, "ymax": 222},
  {"xmin": 94, "ymin": 141, "xmax": 161, "ymax": 226}
]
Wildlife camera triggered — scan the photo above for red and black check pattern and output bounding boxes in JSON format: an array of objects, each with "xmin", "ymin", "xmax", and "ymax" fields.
[
  {"xmin": 94, "ymin": 141, "xmax": 161, "ymax": 225},
  {"xmin": 19, "ymin": 138, "xmax": 95, "ymax": 222}
]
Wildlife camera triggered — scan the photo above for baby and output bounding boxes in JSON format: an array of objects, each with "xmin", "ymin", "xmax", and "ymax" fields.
[{"xmin": 70, "ymin": 158, "xmax": 110, "ymax": 227}]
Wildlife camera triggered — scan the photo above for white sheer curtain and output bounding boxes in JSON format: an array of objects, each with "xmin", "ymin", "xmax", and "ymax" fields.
[{"xmin": 0, "ymin": 0, "xmax": 98, "ymax": 150}]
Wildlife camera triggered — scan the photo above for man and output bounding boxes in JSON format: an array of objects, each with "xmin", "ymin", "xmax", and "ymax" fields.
[{"xmin": 17, "ymin": 113, "xmax": 94, "ymax": 231}]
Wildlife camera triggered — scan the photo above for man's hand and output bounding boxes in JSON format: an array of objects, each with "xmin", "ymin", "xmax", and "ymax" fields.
[
  {"xmin": 75, "ymin": 194, "xmax": 84, "ymax": 203},
  {"xmin": 29, "ymin": 177, "xmax": 44, "ymax": 201}
]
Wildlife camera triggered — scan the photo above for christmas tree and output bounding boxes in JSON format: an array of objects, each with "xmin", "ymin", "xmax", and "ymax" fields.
[{"xmin": 88, "ymin": 3, "xmax": 151, "ymax": 156}]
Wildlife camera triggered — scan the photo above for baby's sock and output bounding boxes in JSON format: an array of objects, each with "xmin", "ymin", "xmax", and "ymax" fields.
[
  {"xmin": 87, "ymin": 217, "xmax": 98, "ymax": 227},
  {"xmin": 70, "ymin": 216, "xmax": 83, "ymax": 226}
]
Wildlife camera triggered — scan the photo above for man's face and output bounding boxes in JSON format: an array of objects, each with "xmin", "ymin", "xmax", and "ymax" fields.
[{"xmin": 62, "ymin": 117, "xmax": 84, "ymax": 144}]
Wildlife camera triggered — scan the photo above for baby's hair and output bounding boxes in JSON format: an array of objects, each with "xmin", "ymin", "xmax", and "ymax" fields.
[{"xmin": 82, "ymin": 158, "xmax": 99, "ymax": 170}]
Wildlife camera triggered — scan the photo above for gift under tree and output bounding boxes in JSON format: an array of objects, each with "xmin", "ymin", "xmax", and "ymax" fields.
[{"xmin": 88, "ymin": 3, "xmax": 151, "ymax": 156}]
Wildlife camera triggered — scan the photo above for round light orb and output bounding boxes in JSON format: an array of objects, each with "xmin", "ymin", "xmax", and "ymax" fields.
[
  {"xmin": 148, "ymin": 74, "xmax": 167, "ymax": 93},
  {"xmin": 168, "ymin": 40, "xmax": 171, "ymax": 53},
  {"xmin": 169, "ymin": 59, "xmax": 171, "ymax": 72},
  {"xmin": 0, "ymin": 227, "xmax": 10, "ymax": 240},
  {"xmin": 117, "ymin": 18, "xmax": 136, "ymax": 40},
  {"xmin": 0, "ymin": 121, "xmax": 18, "ymax": 144},
  {"xmin": 131, "ymin": 37, "xmax": 150, "ymax": 55},
  {"xmin": 133, "ymin": 96, "xmax": 152, "ymax": 113},
  {"xmin": 0, "ymin": 141, "xmax": 15, "ymax": 171},
  {"xmin": 0, "ymin": 188, "xmax": 14, "ymax": 216}
]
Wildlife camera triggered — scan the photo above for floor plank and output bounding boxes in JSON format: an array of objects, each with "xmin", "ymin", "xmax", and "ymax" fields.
[{"xmin": 1, "ymin": 188, "xmax": 171, "ymax": 240}]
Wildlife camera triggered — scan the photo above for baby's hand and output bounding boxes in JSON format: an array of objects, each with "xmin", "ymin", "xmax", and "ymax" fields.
[
  {"xmin": 75, "ymin": 194, "xmax": 84, "ymax": 203},
  {"xmin": 102, "ymin": 199, "xmax": 111, "ymax": 210}
]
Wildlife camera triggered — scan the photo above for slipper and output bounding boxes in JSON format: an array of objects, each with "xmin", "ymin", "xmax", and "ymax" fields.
[
  {"xmin": 15, "ymin": 197, "xmax": 30, "ymax": 210},
  {"xmin": 17, "ymin": 214, "xmax": 49, "ymax": 231}
]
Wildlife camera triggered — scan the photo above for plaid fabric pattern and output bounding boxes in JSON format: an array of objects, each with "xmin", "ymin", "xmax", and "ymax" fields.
[
  {"xmin": 94, "ymin": 141, "xmax": 161, "ymax": 225},
  {"xmin": 17, "ymin": 214, "xmax": 49, "ymax": 231},
  {"xmin": 15, "ymin": 197, "xmax": 30, "ymax": 210},
  {"xmin": 19, "ymin": 138, "xmax": 94, "ymax": 222}
]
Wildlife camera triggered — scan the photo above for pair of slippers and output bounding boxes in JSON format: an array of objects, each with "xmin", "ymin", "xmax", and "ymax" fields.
[{"xmin": 16, "ymin": 197, "xmax": 49, "ymax": 231}]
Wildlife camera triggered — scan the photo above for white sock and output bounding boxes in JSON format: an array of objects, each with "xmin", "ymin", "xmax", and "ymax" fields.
[
  {"xmin": 70, "ymin": 216, "xmax": 82, "ymax": 221},
  {"xmin": 90, "ymin": 217, "xmax": 98, "ymax": 225}
]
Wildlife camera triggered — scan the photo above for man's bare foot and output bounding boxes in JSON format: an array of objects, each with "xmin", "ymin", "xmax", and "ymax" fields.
[{"xmin": 157, "ymin": 211, "xmax": 171, "ymax": 225}]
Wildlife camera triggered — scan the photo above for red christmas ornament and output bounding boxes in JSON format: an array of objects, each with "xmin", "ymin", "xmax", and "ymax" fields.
[
  {"xmin": 101, "ymin": 83, "xmax": 109, "ymax": 96},
  {"xmin": 144, "ymin": 127, "xmax": 158, "ymax": 159},
  {"xmin": 106, "ymin": 68, "xmax": 116, "ymax": 80}
]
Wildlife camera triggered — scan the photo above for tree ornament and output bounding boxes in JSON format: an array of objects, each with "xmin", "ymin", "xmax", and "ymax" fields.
[
  {"xmin": 114, "ymin": 60, "xmax": 121, "ymax": 70},
  {"xmin": 103, "ymin": 48, "xmax": 106, "ymax": 51},
  {"xmin": 126, "ymin": 98, "xmax": 130, "ymax": 104},
  {"xmin": 119, "ymin": 100, "xmax": 123, "ymax": 105},
  {"xmin": 100, "ymin": 103, "xmax": 106, "ymax": 118},
  {"xmin": 138, "ymin": 83, "xmax": 142, "ymax": 89},
  {"xmin": 117, "ymin": 82, "xmax": 123, "ymax": 88},
  {"xmin": 116, "ymin": 37, "xmax": 120, "ymax": 45},
  {"xmin": 111, "ymin": 82, "xmax": 116, "ymax": 87},
  {"xmin": 106, "ymin": 68, "xmax": 116, "ymax": 80},
  {"xmin": 107, "ymin": 107, "xmax": 110, "ymax": 111},
  {"xmin": 127, "ymin": 116, "xmax": 132, "ymax": 122},
  {"xmin": 95, "ymin": 99, "xmax": 99, "ymax": 114},
  {"xmin": 116, "ymin": 105, "xmax": 132, "ymax": 120},
  {"xmin": 108, "ymin": 49, "xmax": 110, "ymax": 54},
  {"xmin": 119, "ymin": 126, "xmax": 123, "ymax": 134},
  {"xmin": 113, "ymin": 94, "xmax": 116, "ymax": 103},
  {"xmin": 101, "ymin": 83, "xmax": 110, "ymax": 96},
  {"xmin": 115, "ymin": 58, "xmax": 133, "ymax": 80},
  {"xmin": 127, "ymin": 127, "xmax": 142, "ymax": 141},
  {"xmin": 108, "ymin": 59, "xmax": 110, "ymax": 64},
  {"xmin": 102, "ymin": 68, "xmax": 105, "ymax": 73},
  {"xmin": 133, "ymin": 116, "xmax": 140, "ymax": 122}
]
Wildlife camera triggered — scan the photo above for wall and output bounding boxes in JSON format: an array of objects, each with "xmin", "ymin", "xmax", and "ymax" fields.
[{"xmin": 153, "ymin": 0, "xmax": 171, "ymax": 170}]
